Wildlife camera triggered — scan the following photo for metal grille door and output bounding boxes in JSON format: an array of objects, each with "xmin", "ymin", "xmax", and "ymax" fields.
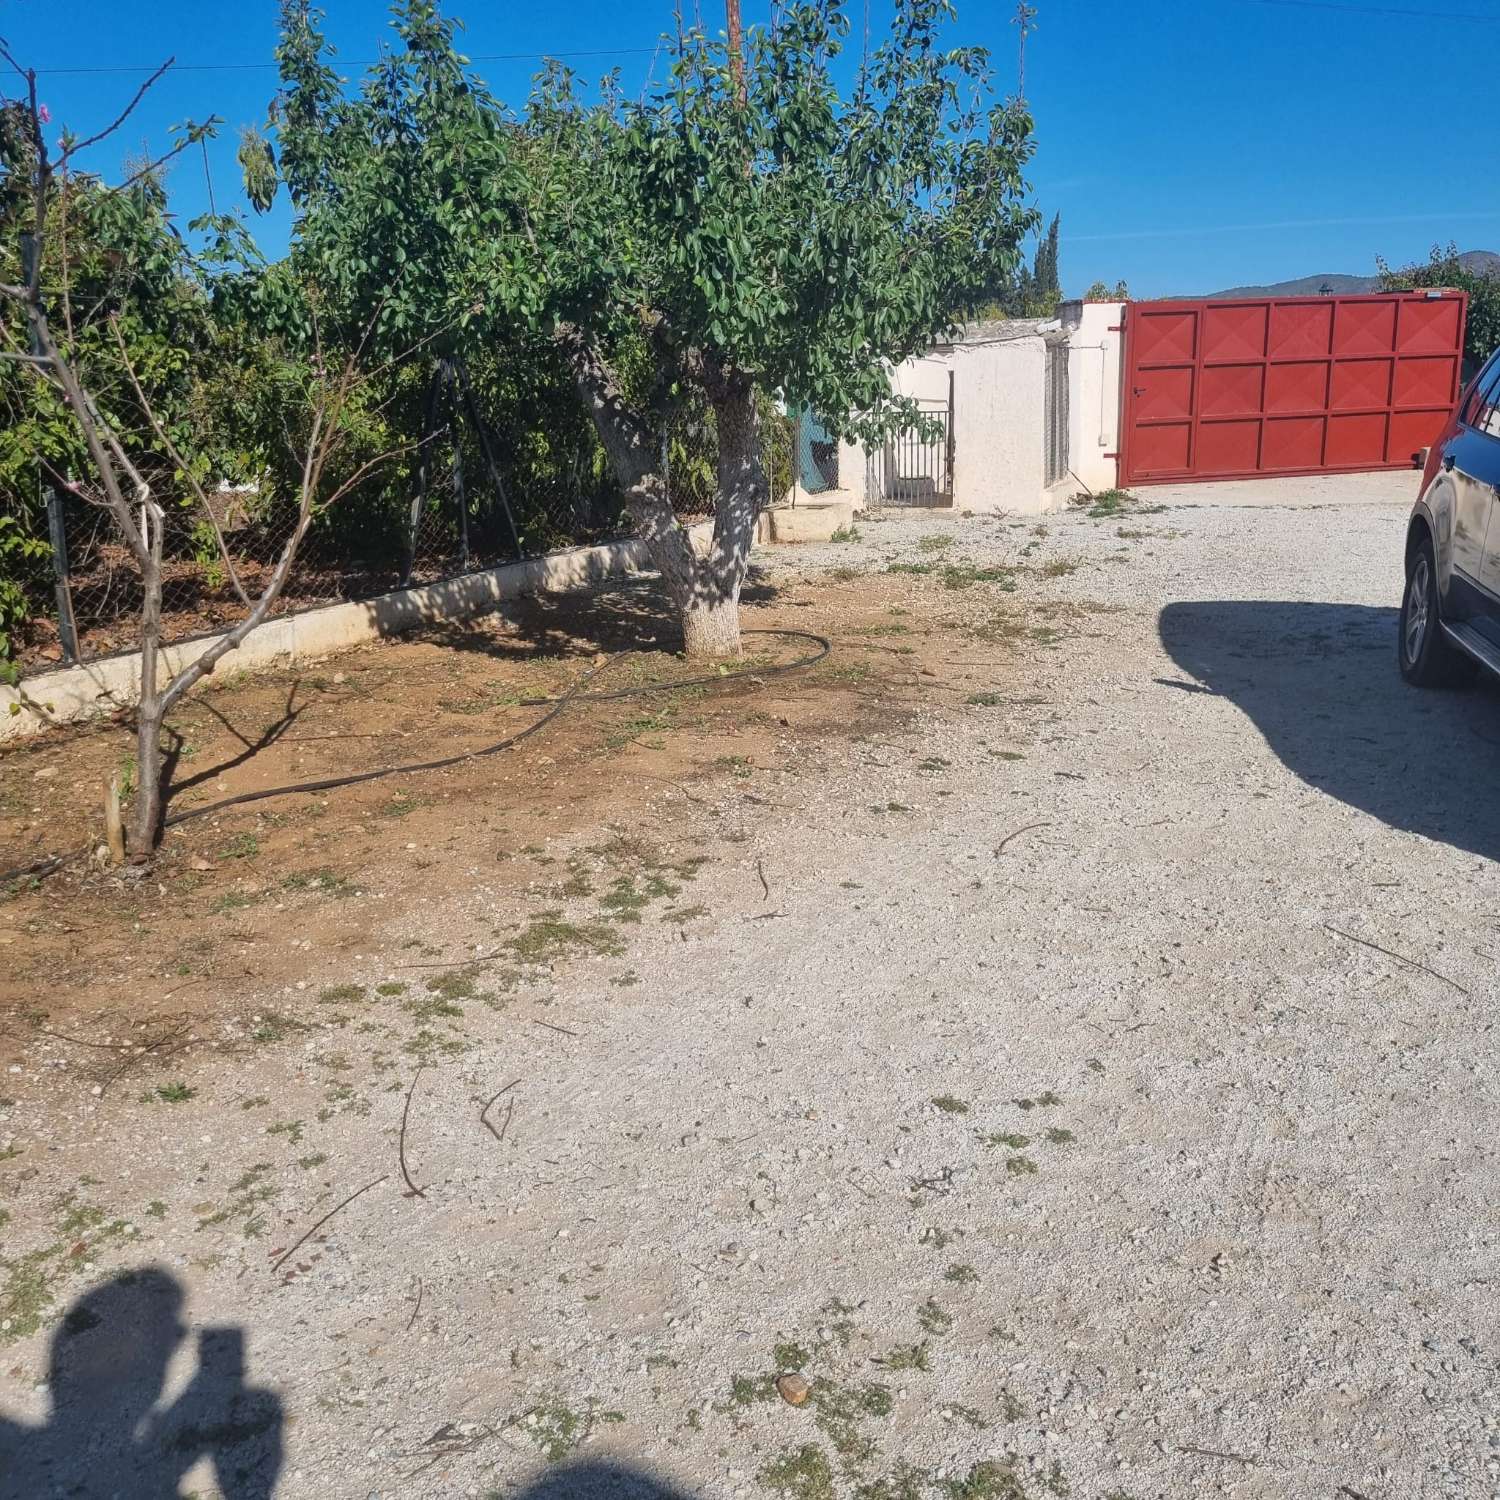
[
  {"xmin": 869, "ymin": 372, "xmax": 955, "ymax": 507},
  {"xmin": 1118, "ymin": 290, "xmax": 1467, "ymax": 485},
  {"xmin": 1044, "ymin": 341, "xmax": 1070, "ymax": 486}
]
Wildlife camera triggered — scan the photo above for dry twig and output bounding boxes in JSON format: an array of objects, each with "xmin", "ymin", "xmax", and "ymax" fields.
[
  {"xmin": 1322, "ymin": 922, "xmax": 1469, "ymax": 997},
  {"xmin": 399, "ymin": 1066, "xmax": 428, "ymax": 1199},
  {"xmin": 480, "ymin": 1080, "xmax": 520, "ymax": 1143},
  {"xmin": 995, "ymin": 820, "xmax": 1052, "ymax": 854},
  {"xmin": 271, "ymin": 1174, "xmax": 389, "ymax": 1275}
]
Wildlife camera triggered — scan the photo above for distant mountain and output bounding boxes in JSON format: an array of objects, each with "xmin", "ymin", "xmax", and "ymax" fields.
[{"xmin": 1205, "ymin": 250, "xmax": 1500, "ymax": 299}]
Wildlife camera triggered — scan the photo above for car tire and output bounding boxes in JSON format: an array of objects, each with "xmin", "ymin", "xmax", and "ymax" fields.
[{"xmin": 1399, "ymin": 535, "xmax": 1476, "ymax": 687}]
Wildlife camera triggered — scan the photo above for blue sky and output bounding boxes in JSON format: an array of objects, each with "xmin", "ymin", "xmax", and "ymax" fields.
[{"xmin": 5, "ymin": 0, "xmax": 1499, "ymax": 297}]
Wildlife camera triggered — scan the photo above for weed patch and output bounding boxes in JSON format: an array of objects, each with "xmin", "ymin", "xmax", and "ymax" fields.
[
  {"xmin": 507, "ymin": 917, "xmax": 624, "ymax": 964},
  {"xmin": 761, "ymin": 1444, "xmax": 836, "ymax": 1500},
  {"xmin": 141, "ymin": 1082, "xmax": 195, "ymax": 1105}
]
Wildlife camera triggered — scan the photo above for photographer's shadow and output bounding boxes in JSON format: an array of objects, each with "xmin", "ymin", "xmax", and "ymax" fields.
[{"xmin": 0, "ymin": 1266, "xmax": 281, "ymax": 1498}]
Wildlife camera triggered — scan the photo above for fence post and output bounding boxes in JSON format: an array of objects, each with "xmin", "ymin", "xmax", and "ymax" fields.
[
  {"xmin": 450, "ymin": 418, "xmax": 470, "ymax": 573},
  {"xmin": 45, "ymin": 487, "xmax": 80, "ymax": 663},
  {"xmin": 19, "ymin": 237, "xmax": 80, "ymax": 662}
]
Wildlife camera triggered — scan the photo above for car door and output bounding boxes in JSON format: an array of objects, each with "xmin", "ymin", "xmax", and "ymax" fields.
[
  {"xmin": 1444, "ymin": 359, "xmax": 1500, "ymax": 613},
  {"xmin": 1472, "ymin": 377, "xmax": 1500, "ymax": 637}
]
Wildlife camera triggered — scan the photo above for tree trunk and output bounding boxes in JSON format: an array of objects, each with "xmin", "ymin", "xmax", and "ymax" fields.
[
  {"xmin": 128, "ymin": 513, "xmax": 166, "ymax": 859},
  {"xmin": 553, "ymin": 328, "xmax": 766, "ymax": 660},
  {"xmin": 687, "ymin": 379, "xmax": 765, "ymax": 658},
  {"xmin": 681, "ymin": 593, "xmax": 743, "ymax": 657}
]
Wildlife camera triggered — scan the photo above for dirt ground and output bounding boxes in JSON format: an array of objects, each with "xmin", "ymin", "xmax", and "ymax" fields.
[
  {"xmin": 0, "ymin": 548, "xmax": 1052, "ymax": 1037},
  {"xmin": 1, "ymin": 483, "xmax": 1496, "ymax": 1500}
]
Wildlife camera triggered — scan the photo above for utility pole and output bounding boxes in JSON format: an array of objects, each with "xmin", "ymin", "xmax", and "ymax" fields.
[
  {"xmin": 1013, "ymin": 1, "xmax": 1037, "ymax": 100},
  {"xmin": 726, "ymin": 0, "xmax": 746, "ymax": 105}
]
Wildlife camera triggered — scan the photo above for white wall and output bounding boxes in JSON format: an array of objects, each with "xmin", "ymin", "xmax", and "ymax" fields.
[
  {"xmin": 949, "ymin": 335, "xmax": 1049, "ymax": 514},
  {"xmin": 833, "ymin": 308, "xmax": 1128, "ymax": 516},
  {"xmin": 1065, "ymin": 301, "xmax": 1125, "ymax": 494},
  {"xmin": 846, "ymin": 334, "xmax": 1055, "ymax": 515}
]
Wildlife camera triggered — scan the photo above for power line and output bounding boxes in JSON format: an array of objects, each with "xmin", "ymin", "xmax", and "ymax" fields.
[
  {"xmin": 1064, "ymin": 210, "xmax": 1500, "ymax": 245},
  {"xmin": 33, "ymin": 46, "xmax": 660, "ymax": 78},
  {"xmin": 1242, "ymin": 0, "xmax": 1500, "ymax": 21}
]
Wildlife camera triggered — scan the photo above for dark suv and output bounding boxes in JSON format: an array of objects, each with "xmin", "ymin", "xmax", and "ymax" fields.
[{"xmin": 1401, "ymin": 347, "xmax": 1500, "ymax": 686}]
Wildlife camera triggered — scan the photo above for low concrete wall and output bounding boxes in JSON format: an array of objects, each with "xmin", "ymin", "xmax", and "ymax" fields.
[{"xmin": 2, "ymin": 524, "xmax": 710, "ymax": 744}]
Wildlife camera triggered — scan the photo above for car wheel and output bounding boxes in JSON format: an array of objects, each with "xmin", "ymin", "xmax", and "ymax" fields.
[{"xmin": 1399, "ymin": 536, "xmax": 1475, "ymax": 687}]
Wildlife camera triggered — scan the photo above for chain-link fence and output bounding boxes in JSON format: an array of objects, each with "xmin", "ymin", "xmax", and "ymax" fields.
[{"xmin": 14, "ymin": 407, "xmax": 794, "ymax": 675}]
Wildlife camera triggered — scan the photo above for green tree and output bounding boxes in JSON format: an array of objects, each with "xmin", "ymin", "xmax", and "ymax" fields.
[
  {"xmin": 1083, "ymin": 278, "xmax": 1129, "ymax": 302},
  {"xmin": 1377, "ymin": 243, "xmax": 1500, "ymax": 376},
  {"xmin": 1033, "ymin": 212, "xmax": 1060, "ymax": 305},
  {"xmin": 263, "ymin": 0, "xmax": 1038, "ymax": 656}
]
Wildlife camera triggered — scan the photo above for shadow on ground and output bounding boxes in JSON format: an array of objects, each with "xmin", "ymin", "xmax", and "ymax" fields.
[
  {"xmin": 0, "ymin": 1266, "xmax": 282, "ymax": 1498},
  {"xmin": 1159, "ymin": 600, "xmax": 1500, "ymax": 863},
  {"xmin": 513, "ymin": 1461, "xmax": 699, "ymax": 1498},
  {"xmin": 413, "ymin": 569, "xmax": 784, "ymax": 664}
]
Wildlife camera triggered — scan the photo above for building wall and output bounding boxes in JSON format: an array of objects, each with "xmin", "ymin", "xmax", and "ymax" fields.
[
  {"xmin": 1063, "ymin": 300, "xmax": 1125, "ymax": 494},
  {"xmin": 849, "ymin": 333, "xmax": 1053, "ymax": 515},
  {"xmin": 826, "ymin": 304, "xmax": 1128, "ymax": 516},
  {"xmin": 949, "ymin": 335, "xmax": 1050, "ymax": 514}
]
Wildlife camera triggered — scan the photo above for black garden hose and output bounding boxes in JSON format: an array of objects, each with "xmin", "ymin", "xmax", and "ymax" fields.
[{"xmin": 0, "ymin": 628, "xmax": 831, "ymax": 886}]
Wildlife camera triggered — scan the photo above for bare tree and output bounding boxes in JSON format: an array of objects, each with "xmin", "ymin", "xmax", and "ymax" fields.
[{"xmin": 0, "ymin": 49, "xmax": 410, "ymax": 861}]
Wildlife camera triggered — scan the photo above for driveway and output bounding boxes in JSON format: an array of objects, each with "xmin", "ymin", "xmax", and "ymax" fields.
[{"xmin": 2, "ymin": 478, "xmax": 1496, "ymax": 1500}]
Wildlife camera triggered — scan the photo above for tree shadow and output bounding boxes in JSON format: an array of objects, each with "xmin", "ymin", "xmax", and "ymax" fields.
[
  {"xmin": 0, "ymin": 1266, "xmax": 282, "ymax": 1498},
  {"xmin": 166, "ymin": 681, "xmax": 309, "ymax": 799},
  {"xmin": 404, "ymin": 568, "xmax": 783, "ymax": 665},
  {"xmin": 1159, "ymin": 599, "xmax": 1500, "ymax": 863},
  {"xmin": 511, "ymin": 1460, "xmax": 700, "ymax": 1499}
]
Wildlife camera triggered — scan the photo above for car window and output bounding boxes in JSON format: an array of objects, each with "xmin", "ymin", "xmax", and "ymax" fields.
[
  {"xmin": 1476, "ymin": 367, "xmax": 1500, "ymax": 439},
  {"xmin": 1463, "ymin": 356, "xmax": 1500, "ymax": 430}
]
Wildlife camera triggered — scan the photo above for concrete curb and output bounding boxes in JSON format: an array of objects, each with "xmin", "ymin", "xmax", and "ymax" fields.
[{"xmin": 3, "ymin": 524, "xmax": 710, "ymax": 744}]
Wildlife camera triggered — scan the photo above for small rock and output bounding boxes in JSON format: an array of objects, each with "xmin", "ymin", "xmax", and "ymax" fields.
[
  {"xmin": 190, "ymin": 857, "xmax": 213, "ymax": 872},
  {"xmin": 32, "ymin": 767, "xmax": 57, "ymax": 780},
  {"xmin": 776, "ymin": 1373, "xmax": 811, "ymax": 1407}
]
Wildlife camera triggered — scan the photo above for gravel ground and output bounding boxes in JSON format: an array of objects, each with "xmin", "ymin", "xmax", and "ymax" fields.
[{"xmin": 4, "ymin": 476, "xmax": 1499, "ymax": 1500}]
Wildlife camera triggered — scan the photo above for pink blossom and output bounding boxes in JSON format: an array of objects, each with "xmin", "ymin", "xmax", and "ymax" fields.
[{"xmin": 37, "ymin": 104, "xmax": 51, "ymax": 124}]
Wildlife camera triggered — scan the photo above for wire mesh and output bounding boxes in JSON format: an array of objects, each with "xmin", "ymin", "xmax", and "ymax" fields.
[{"xmin": 15, "ymin": 406, "xmax": 791, "ymax": 673}]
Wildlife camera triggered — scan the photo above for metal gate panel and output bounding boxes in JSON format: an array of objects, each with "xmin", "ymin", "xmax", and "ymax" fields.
[
  {"xmin": 1044, "ymin": 341, "xmax": 1070, "ymax": 486},
  {"xmin": 1118, "ymin": 290, "xmax": 1467, "ymax": 486},
  {"xmin": 867, "ymin": 371, "xmax": 955, "ymax": 507}
]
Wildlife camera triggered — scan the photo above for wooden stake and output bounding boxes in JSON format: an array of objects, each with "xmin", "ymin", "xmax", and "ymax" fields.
[{"xmin": 104, "ymin": 770, "xmax": 125, "ymax": 865}]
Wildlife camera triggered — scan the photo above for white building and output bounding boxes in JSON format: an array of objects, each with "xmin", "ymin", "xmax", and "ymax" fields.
[{"xmin": 797, "ymin": 299, "xmax": 1125, "ymax": 516}]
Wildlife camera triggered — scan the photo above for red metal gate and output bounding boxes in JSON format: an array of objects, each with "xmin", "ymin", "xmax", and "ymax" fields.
[{"xmin": 1117, "ymin": 290, "xmax": 1467, "ymax": 486}]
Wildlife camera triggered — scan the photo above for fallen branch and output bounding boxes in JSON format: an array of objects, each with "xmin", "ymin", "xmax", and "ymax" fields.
[
  {"xmin": 405, "ymin": 1276, "xmax": 424, "ymax": 1333},
  {"xmin": 271, "ymin": 1174, "xmax": 389, "ymax": 1275},
  {"xmin": 399, "ymin": 1065, "xmax": 428, "ymax": 1199},
  {"xmin": 756, "ymin": 858, "xmax": 770, "ymax": 901},
  {"xmin": 1322, "ymin": 922, "xmax": 1469, "ymax": 998},
  {"xmin": 99, "ymin": 1025, "xmax": 191, "ymax": 1097}
]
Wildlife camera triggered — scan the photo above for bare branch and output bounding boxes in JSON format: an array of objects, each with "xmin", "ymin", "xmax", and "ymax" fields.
[
  {"xmin": 112, "ymin": 125, "xmax": 218, "ymax": 195},
  {"xmin": 109, "ymin": 313, "xmax": 252, "ymax": 607},
  {"xmin": 62, "ymin": 58, "xmax": 175, "ymax": 158}
]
